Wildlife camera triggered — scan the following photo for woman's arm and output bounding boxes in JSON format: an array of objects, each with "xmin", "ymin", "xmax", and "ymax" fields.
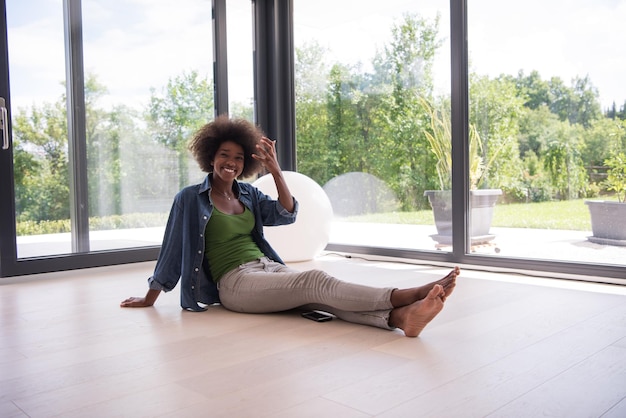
[
  {"xmin": 253, "ymin": 136, "xmax": 295, "ymax": 213},
  {"xmin": 119, "ymin": 190, "xmax": 186, "ymax": 309}
]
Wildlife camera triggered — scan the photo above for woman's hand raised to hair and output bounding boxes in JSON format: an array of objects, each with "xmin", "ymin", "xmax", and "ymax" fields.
[
  {"xmin": 252, "ymin": 136, "xmax": 295, "ymax": 213},
  {"xmin": 252, "ymin": 136, "xmax": 282, "ymax": 175}
]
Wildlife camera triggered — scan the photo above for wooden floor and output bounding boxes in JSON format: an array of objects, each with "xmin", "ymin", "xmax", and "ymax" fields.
[{"xmin": 1, "ymin": 255, "xmax": 625, "ymax": 418}]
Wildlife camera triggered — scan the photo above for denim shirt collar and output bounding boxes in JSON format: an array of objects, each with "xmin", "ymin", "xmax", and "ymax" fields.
[{"xmin": 199, "ymin": 173, "xmax": 251, "ymax": 199}]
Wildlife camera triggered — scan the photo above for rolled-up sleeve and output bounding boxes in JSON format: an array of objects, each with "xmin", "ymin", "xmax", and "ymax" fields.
[
  {"xmin": 276, "ymin": 197, "xmax": 299, "ymax": 217},
  {"xmin": 148, "ymin": 276, "xmax": 166, "ymax": 291}
]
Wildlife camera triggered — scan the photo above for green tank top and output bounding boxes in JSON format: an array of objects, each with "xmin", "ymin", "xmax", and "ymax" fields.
[{"xmin": 205, "ymin": 206, "xmax": 264, "ymax": 282}]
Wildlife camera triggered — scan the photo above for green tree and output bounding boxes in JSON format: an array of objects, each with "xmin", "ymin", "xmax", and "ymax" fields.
[
  {"xmin": 83, "ymin": 74, "xmax": 123, "ymax": 217},
  {"xmin": 13, "ymin": 99, "xmax": 69, "ymax": 222},
  {"xmin": 603, "ymin": 152, "xmax": 626, "ymax": 202},
  {"xmin": 470, "ymin": 75, "xmax": 524, "ymax": 190},
  {"xmin": 372, "ymin": 13, "xmax": 441, "ymax": 98},
  {"xmin": 515, "ymin": 71, "xmax": 602, "ymax": 128},
  {"xmin": 517, "ymin": 105, "xmax": 560, "ymax": 158},
  {"xmin": 295, "ymin": 13, "xmax": 444, "ymax": 210},
  {"xmin": 582, "ymin": 118, "xmax": 626, "ymax": 168},
  {"xmin": 294, "ymin": 42, "xmax": 332, "ymax": 183},
  {"xmin": 520, "ymin": 150, "xmax": 553, "ymax": 202},
  {"xmin": 569, "ymin": 75, "xmax": 602, "ymax": 127},
  {"xmin": 543, "ymin": 121, "xmax": 587, "ymax": 200},
  {"xmin": 547, "ymin": 75, "xmax": 601, "ymax": 127},
  {"xmin": 371, "ymin": 13, "xmax": 442, "ymax": 209},
  {"xmin": 146, "ymin": 70, "xmax": 214, "ymax": 189},
  {"xmin": 229, "ymin": 101, "xmax": 254, "ymax": 121},
  {"xmin": 326, "ymin": 64, "xmax": 369, "ymax": 175},
  {"xmin": 513, "ymin": 70, "xmax": 551, "ymax": 110},
  {"xmin": 618, "ymin": 101, "xmax": 626, "ymax": 120},
  {"xmin": 295, "ymin": 41, "xmax": 329, "ymax": 103}
]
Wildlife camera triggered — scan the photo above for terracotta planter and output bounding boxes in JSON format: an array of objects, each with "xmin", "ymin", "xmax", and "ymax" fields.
[
  {"xmin": 424, "ymin": 189, "xmax": 502, "ymax": 247},
  {"xmin": 585, "ymin": 200, "xmax": 626, "ymax": 246}
]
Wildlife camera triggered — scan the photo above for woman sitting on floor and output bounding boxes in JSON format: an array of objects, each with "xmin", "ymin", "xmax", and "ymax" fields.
[{"xmin": 120, "ymin": 115, "xmax": 458, "ymax": 337}]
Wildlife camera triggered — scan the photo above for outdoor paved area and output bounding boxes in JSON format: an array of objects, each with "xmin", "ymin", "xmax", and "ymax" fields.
[
  {"xmin": 13, "ymin": 222, "xmax": 625, "ymax": 273},
  {"xmin": 329, "ymin": 221, "xmax": 626, "ymax": 268}
]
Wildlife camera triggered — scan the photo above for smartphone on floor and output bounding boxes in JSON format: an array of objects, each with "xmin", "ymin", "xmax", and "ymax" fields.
[{"xmin": 301, "ymin": 310, "xmax": 334, "ymax": 322}]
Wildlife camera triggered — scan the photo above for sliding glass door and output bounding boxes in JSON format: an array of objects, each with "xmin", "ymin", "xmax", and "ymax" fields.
[
  {"xmin": 0, "ymin": 0, "xmax": 213, "ymax": 276},
  {"xmin": 292, "ymin": 0, "xmax": 625, "ymax": 280},
  {"xmin": 293, "ymin": 0, "xmax": 452, "ymax": 252}
]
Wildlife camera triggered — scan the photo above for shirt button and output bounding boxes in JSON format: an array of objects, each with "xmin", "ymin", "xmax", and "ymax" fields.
[
  {"xmin": 198, "ymin": 250, "xmax": 202, "ymax": 254},
  {"xmin": 203, "ymin": 215, "xmax": 208, "ymax": 219},
  {"xmin": 194, "ymin": 268, "xmax": 199, "ymax": 272}
]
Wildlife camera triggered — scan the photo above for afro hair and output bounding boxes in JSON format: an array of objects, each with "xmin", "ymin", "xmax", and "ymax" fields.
[{"xmin": 188, "ymin": 115, "xmax": 264, "ymax": 178}]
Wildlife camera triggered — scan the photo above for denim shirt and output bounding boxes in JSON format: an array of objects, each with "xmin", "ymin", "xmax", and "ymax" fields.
[{"xmin": 148, "ymin": 174, "xmax": 298, "ymax": 311}]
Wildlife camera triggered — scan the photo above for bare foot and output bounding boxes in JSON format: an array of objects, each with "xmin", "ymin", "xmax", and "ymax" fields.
[
  {"xmin": 417, "ymin": 266, "xmax": 458, "ymax": 301},
  {"xmin": 389, "ymin": 284, "xmax": 445, "ymax": 337},
  {"xmin": 391, "ymin": 267, "xmax": 459, "ymax": 307}
]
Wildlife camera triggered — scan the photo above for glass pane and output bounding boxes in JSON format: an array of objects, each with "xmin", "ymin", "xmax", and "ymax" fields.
[
  {"xmin": 81, "ymin": 0, "xmax": 212, "ymax": 252},
  {"xmin": 7, "ymin": 0, "xmax": 71, "ymax": 258},
  {"xmin": 227, "ymin": 0, "xmax": 254, "ymax": 121},
  {"xmin": 294, "ymin": 0, "xmax": 451, "ymax": 252},
  {"xmin": 8, "ymin": 0, "xmax": 213, "ymax": 258},
  {"xmin": 468, "ymin": 0, "xmax": 626, "ymax": 267}
]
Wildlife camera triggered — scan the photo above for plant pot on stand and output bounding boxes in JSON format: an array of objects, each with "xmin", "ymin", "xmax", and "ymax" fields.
[
  {"xmin": 424, "ymin": 189, "xmax": 502, "ymax": 252},
  {"xmin": 420, "ymin": 98, "xmax": 508, "ymax": 253},
  {"xmin": 585, "ymin": 200, "xmax": 626, "ymax": 246},
  {"xmin": 585, "ymin": 151, "xmax": 626, "ymax": 246}
]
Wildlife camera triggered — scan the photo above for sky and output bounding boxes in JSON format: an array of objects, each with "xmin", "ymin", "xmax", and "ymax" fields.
[
  {"xmin": 5, "ymin": 0, "xmax": 626, "ymax": 112},
  {"xmin": 294, "ymin": 0, "xmax": 626, "ymax": 110}
]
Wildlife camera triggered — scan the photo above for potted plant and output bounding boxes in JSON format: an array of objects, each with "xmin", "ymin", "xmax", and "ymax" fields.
[
  {"xmin": 420, "ymin": 98, "xmax": 503, "ymax": 249},
  {"xmin": 585, "ymin": 152, "xmax": 626, "ymax": 246}
]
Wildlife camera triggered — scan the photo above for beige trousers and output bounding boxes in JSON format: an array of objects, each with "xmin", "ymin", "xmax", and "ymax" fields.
[{"xmin": 217, "ymin": 257, "xmax": 396, "ymax": 330}]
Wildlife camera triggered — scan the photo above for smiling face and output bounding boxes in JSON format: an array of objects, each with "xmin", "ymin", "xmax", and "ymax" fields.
[{"xmin": 211, "ymin": 141, "xmax": 245, "ymax": 183}]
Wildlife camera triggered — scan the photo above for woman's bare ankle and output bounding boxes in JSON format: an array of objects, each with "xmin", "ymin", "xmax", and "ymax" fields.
[{"xmin": 389, "ymin": 284, "xmax": 446, "ymax": 337}]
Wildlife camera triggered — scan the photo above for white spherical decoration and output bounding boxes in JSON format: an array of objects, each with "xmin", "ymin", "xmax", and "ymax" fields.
[{"xmin": 252, "ymin": 171, "xmax": 333, "ymax": 262}]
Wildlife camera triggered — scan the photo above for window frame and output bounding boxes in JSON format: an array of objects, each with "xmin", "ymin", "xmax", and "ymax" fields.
[{"xmin": 0, "ymin": 0, "xmax": 623, "ymax": 282}]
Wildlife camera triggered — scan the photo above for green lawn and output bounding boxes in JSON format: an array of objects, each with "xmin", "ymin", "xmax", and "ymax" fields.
[
  {"xmin": 341, "ymin": 198, "xmax": 617, "ymax": 231},
  {"xmin": 491, "ymin": 199, "xmax": 592, "ymax": 230}
]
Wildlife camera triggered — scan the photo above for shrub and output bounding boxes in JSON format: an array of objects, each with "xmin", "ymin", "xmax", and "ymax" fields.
[
  {"xmin": 16, "ymin": 213, "xmax": 169, "ymax": 236},
  {"xmin": 603, "ymin": 152, "xmax": 626, "ymax": 202}
]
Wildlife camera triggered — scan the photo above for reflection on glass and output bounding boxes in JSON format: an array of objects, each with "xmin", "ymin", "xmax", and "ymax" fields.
[
  {"xmin": 81, "ymin": 0, "xmax": 212, "ymax": 252},
  {"xmin": 294, "ymin": 0, "xmax": 451, "ymax": 251},
  {"xmin": 468, "ymin": 0, "xmax": 626, "ymax": 266},
  {"xmin": 227, "ymin": 0, "xmax": 254, "ymax": 121},
  {"xmin": 7, "ymin": 0, "xmax": 71, "ymax": 257},
  {"xmin": 10, "ymin": 0, "xmax": 213, "ymax": 257}
]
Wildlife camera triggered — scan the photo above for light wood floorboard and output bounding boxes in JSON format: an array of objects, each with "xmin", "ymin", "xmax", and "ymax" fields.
[{"xmin": 1, "ymin": 255, "xmax": 625, "ymax": 417}]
